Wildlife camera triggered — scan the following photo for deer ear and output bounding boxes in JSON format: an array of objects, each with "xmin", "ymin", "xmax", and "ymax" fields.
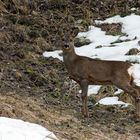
[{"xmin": 71, "ymin": 27, "xmax": 79, "ymax": 38}]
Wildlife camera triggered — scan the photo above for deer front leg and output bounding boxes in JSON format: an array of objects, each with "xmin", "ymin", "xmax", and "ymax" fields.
[
  {"xmin": 136, "ymin": 98, "xmax": 140, "ymax": 119},
  {"xmin": 80, "ymin": 80, "xmax": 89, "ymax": 117}
]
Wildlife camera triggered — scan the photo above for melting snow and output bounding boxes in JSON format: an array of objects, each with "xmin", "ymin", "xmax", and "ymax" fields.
[
  {"xmin": 79, "ymin": 85, "xmax": 101, "ymax": 96},
  {"xmin": 95, "ymin": 14, "xmax": 140, "ymax": 39},
  {"xmin": 114, "ymin": 89, "xmax": 123, "ymax": 95},
  {"xmin": 97, "ymin": 97, "xmax": 129, "ymax": 107},
  {"xmin": 0, "ymin": 117, "xmax": 58, "ymax": 140},
  {"xmin": 43, "ymin": 14, "xmax": 140, "ymax": 62}
]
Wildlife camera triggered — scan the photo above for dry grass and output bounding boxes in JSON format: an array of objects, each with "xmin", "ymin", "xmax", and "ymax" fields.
[{"xmin": 0, "ymin": 92, "xmax": 139, "ymax": 140}]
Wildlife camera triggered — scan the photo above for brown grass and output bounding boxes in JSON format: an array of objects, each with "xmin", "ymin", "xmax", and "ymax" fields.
[{"xmin": 0, "ymin": 92, "xmax": 139, "ymax": 140}]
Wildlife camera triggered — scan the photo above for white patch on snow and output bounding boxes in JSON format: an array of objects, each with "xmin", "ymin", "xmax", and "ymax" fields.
[
  {"xmin": 0, "ymin": 117, "xmax": 58, "ymax": 140},
  {"xmin": 96, "ymin": 97, "xmax": 129, "ymax": 107}
]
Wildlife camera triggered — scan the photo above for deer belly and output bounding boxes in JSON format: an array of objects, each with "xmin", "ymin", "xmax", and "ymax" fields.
[
  {"xmin": 69, "ymin": 74, "xmax": 81, "ymax": 83},
  {"xmin": 88, "ymin": 75, "xmax": 112, "ymax": 85}
]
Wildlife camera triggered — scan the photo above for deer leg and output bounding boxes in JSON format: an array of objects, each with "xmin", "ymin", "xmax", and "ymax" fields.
[
  {"xmin": 123, "ymin": 86, "xmax": 140, "ymax": 118},
  {"xmin": 80, "ymin": 80, "xmax": 89, "ymax": 117},
  {"xmin": 132, "ymin": 85, "xmax": 140, "ymax": 118},
  {"xmin": 115, "ymin": 82, "xmax": 140, "ymax": 118},
  {"xmin": 135, "ymin": 99, "xmax": 140, "ymax": 118}
]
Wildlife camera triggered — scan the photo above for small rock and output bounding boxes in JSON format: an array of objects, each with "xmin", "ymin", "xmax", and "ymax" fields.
[
  {"xmin": 74, "ymin": 37, "xmax": 91, "ymax": 47},
  {"xmin": 138, "ymin": 40, "xmax": 140, "ymax": 46},
  {"xmin": 96, "ymin": 45, "xmax": 103, "ymax": 48},
  {"xmin": 125, "ymin": 48, "xmax": 140, "ymax": 55}
]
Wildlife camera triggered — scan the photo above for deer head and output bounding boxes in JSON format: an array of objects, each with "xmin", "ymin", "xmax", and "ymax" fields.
[{"xmin": 60, "ymin": 27, "xmax": 79, "ymax": 53}]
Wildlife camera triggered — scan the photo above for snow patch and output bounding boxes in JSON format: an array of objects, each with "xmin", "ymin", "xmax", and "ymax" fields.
[
  {"xmin": 43, "ymin": 50, "xmax": 63, "ymax": 61},
  {"xmin": 0, "ymin": 117, "xmax": 58, "ymax": 140},
  {"xmin": 95, "ymin": 14, "xmax": 140, "ymax": 39},
  {"xmin": 79, "ymin": 85, "xmax": 101, "ymax": 96},
  {"xmin": 114, "ymin": 89, "xmax": 123, "ymax": 95},
  {"xmin": 96, "ymin": 97, "xmax": 129, "ymax": 107}
]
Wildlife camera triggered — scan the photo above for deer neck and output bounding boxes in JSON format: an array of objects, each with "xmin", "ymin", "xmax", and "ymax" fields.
[{"xmin": 63, "ymin": 48, "xmax": 77, "ymax": 63}]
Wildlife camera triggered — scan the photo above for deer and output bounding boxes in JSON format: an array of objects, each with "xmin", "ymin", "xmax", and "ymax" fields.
[{"xmin": 60, "ymin": 27, "xmax": 140, "ymax": 118}]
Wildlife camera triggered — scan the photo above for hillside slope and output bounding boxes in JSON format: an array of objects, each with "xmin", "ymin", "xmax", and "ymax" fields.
[{"xmin": 0, "ymin": 0, "xmax": 140, "ymax": 139}]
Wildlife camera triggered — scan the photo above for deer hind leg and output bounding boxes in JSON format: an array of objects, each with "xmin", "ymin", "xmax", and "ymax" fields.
[
  {"xmin": 131, "ymin": 84, "xmax": 140, "ymax": 118},
  {"xmin": 80, "ymin": 80, "xmax": 89, "ymax": 117},
  {"xmin": 115, "ymin": 81, "xmax": 140, "ymax": 118},
  {"xmin": 122, "ymin": 85, "xmax": 140, "ymax": 118}
]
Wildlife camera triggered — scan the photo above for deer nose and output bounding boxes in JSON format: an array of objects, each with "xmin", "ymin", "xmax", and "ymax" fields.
[{"xmin": 64, "ymin": 44, "xmax": 69, "ymax": 48}]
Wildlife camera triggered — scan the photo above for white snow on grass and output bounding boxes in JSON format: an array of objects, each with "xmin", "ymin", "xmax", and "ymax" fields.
[
  {"xmin": 0, "ymin": 117, "xmax": 58, "ymax": 140},
  {"xmin": 96, "ymin": 97, "xmax": 129, "ymax": 107},
  {"xmin": 95, "ymin": 14, "xmax": 140, "ymax": 39},
  {"xmin": 43, "ymin": 13, "xmax": 140, "ymax": 106},
  {"xmin": 43, "ymin": 14, "xmax": 140, "ymax": 62},
  {"xmin": 114, "ymin": 89, "xmax": 123, "ymax": 95},
  {"xmin": 43, "ymin": 50, "xmax": 63, "ymax": 61},
  {"xmin": 77, "ymin": 26, "xmax": 119, "ymax": 46},
  {"xmin": 79, "ymin": 85, "xmax": 101, "ymax": 96}
]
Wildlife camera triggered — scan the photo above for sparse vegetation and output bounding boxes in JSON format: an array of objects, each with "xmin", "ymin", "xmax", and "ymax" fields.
[
  {"xmin": 0, "ymin": 0, "xmax": 140, "ymax": 139},
  {"xmin": 96, "ymin": 23, "xmax": 123, "ymax": 36}
]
